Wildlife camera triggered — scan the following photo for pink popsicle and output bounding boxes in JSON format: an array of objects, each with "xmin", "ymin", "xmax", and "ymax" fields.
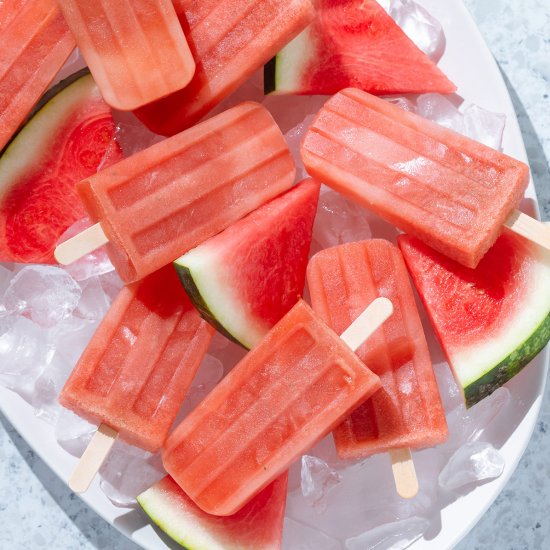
[
  {"xmin": 56, "ymin": 0, "xmax": 196, "ymax": 110},
  {"xmin": 0, "ymin": 0, "xmax": 76, "ymax": 151}
]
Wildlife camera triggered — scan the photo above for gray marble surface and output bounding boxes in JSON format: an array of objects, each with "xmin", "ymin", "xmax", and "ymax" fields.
[{"xmin": 1, "ymin": 0, "xmax": 549, "ymax": 548}]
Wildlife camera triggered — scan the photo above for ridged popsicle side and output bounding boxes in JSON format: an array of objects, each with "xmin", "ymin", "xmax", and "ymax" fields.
[
  {"xmin": 307, "ymin": 240, "xmax": 448, "ymax": 459},
  {"xmin": 57, "ymin": 0, "xmax": 195, "ymax": 110},
  {"xmin": 301, "ymin": 88, "xmax": 529, "ymax": 268},
  {"xmin": 59, "ymin": 266, "xmax": 214, "ymax": 452},
  {"xmin": 134, "ymin": 0, "xmax": 315, "ymax": 135},
  {"xmin": 0, "ymin": 0, "xmax": 75, "ymax": 151},
  {"xmin": 162, "ymin": 300, "xmax": 381, "ymax": 516},
  {"xmin": 78, "ymin": 102, "xmax": 296, "ymax": 283}
]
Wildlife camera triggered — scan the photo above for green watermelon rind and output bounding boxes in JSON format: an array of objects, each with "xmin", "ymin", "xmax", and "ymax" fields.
[
  {"xmin": 137, "ymin": 483, "xmax": 217, "ymax": 550},
  {"xmin": 173, "ymin": 262, "xmax": 248, "ymax": 348},
  {"xmin": 0, "ymin": 72, "xmax": 99, "ymax": 196},
  {"xmin": 463, "ymin": 310, "xmax": 550, "ymax": 408},
  {"xmin": 0, "ymin": 69, "xmax": 91, "ymax": 156},
  {"xmin": 137, "ymin": 476, "xmax": 286, "ymax": 550},
  {"xmin": 264, "ymin": 29, "xmax": 313, "ymax": 95}
]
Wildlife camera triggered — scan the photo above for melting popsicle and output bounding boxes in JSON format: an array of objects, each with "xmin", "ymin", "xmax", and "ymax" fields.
[
  {"xmin": 134, "ymin": 0, "xmax": 315, "ymax": 135},
  {"xmin": 55, "ymin": 102, "xmax": 296, "ymax": 283},
  {"xmin": 0, "ymin": 0, "xmax": 76, "ymax": 151},
  {"xmin": 60, "ymin": 266, "xmax": 214, "ymax": 492},
  {"xmin": 162, "ymin": 298, "xmax": 392, "ymax": 516},
  {"xmin": 307, "ymin": 240, "xmax": 448, "ymax": 497},
  {"xmin": 301, "ymin": 88, "xmax": 550, "ymax": 268},
  {"xmin": 56, "ymin": 0, "xmax": 195, "ymax": 110}
]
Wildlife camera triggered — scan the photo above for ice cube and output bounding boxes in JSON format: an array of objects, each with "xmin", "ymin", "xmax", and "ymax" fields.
[
  {"xmin": 0, "ymin": 263, "xmax": 13, "ymax": 300},
  {"xmin": 3, "ymin": 265, "xmax": 81, "ymax": 327},
  {"xmin": 444, "ymin": 388, "xmax": 511, "ymax": 451},
  {"xmin": 438, "ymin": 441, "xmax": 505, "ymax": 491},
  {"xmin": 209, "ymin": 69, "xmax": 265, "ymax": 117},
  {"xmin": 0, "ymin": 315, "xmax": 55, "ymax": 398},
  {"xmin": 31, "ymin": 351, "xmax": 73, "ymax": 424},
  {"xmin": 345, "ymin": 516, "xmax": 430, "ymax": 550},
  {"xmin": 387, "ymin": 97, "xmax": 417, "ymax": 113},
  {"xmin": 416, "ymin": 94, "xmax": 463, "ymax": 130},
  {"xmin": 433, "ymin": 361, "xmax": 463, "ymax": 411},
  {"xmin": 55, "ymin": 407, "xmax": 96, "ymax": 457},
  {"xmin": 209, "ymin": 331, "xmax": 230, "ymax": 354},
  {"xmin": 301, "ymin": 456, "xmax": 342, "ymax": 513},
  {"xmin": 50, "ymin": 316, "xmax": 97, "ymax": 367},
  {"xmin": 112, "ymin": 110, "xmax": 164, "ymax": 157},
  {"xmin": 287, "ymin": 452, "xmax": 438, "ymax": 540},
  {"xmin": 285, "ymin": 115, "xmax": 316, "ymax": 180},
  {"xmin": 208, "ymin": 339, "xmax": 248, "ymax": 376},
  {"xmin": 99, "ymin": 270, "xmax": 124, "ymax": 302},
  {"xmin": 74, "ymin": 276, "xmax": 112, "ymax": 321},
  {"xmin": 312, "ymin": 191, "xmax": 373, "ymax": 252},
  {"xmin": 99, "ymin": 441, "xmax": 165, "ymax": 508},
  {"xmin": 389, "ymin": 0, "xmax": 446, "ymax": 61},
  {"xmin": 50, "ymin": 48, "xmax": 87, "ymax": 87},
  {"xmin": 415, "ymin": 95, "xmax": 507, "ymax": 151},
  {"xmin": 57, "ymin": 218, "xmax": 115, "ymax": 282},
  {"xmin": 174, "ymin": 354, "xmax": 226, "ymax": 423},
  {"xmin": 462, "ymin": 104, "xmax": 506, "ymax": 150},
  {"xmin": 282, "ymin": 518, "xmax": 342, "ymax": 550}
]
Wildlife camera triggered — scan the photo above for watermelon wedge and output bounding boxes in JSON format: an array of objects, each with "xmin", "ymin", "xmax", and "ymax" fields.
[
  {"xmin": 0, "ymin": 71, "xmax": 122, "ymax": 264},
  {"xmin": 398, "ymin": 232, "xmax": 550, "ymax": 407},
  {"xmin": 174, "ymin": 178, "xmax": 320, "ymax": 349},
  {"xmin": 265, "ymin": 0, "xmax": 456, "ymax": 96},
  {"xmin": 137, "ymin": 474, "xmax": 288, "ymax": 550}
]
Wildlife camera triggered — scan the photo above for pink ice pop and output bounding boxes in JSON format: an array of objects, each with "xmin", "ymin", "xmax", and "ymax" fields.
[{"xmin": 56, "ymin": 0, "xmax": 195, "ymax": 110}]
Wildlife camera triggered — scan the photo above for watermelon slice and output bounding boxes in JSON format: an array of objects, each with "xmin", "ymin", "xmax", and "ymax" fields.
[
  {"xmin": 398, "ymin": 232, "xmax": 550, "ymax": 407},
  {"xmin": 137, "ymin": 474, "xmax": 288, "ymax": 550},
  {"xmin": 173, "ymin": 178, "xmax": 320, "ymax": 349},
  {"xmin": 0, "ymin": 71, "xmax": 122, "ymax": 264},
  {"xmin": 265, "ymin": 0, "xmax": 456, "ymax": 96}
]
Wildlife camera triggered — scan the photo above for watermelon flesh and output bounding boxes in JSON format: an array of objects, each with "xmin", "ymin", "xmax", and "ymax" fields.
[
  {"xmin": 134, "ymin": 0, "xmax": 314, "ymax": 136},
  {"xmin": 174, "ymin": 178, "xmax": 320, "ymax": 349},
  {"xmin": 265, "ymin": 0, "xmax": 456, "ymax": 96},
  {"xmin": 137, "ymin": 474, "xmax": 288, "ymax": 550},
  {"xmin": 0, "ymin": 73, "xmax": 122, "ymax": 264},
  {"xmin": 398, "ymin": 232, "xmax": 550, "ymax": 407}
]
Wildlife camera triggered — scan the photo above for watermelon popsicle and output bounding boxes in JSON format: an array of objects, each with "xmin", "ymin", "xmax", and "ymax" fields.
[
  {"xmin": 60, "ymin": 266, "xmax": 214, "ymax": 493},
  {"xmin": 307, "ymin": 240, "xmax": 448, "ymax": 497},
  {"xmin": 54, "ymin": 102, "xmax": 296, "ymax": 284},
  {"xmin": 162, "ymin": 298, "xmax": 392, "ymax": 516},
  {"xmin": 301, "ymin": 88, "xmax": 550, "ymax": 268},
  {"xmin": 0, "ymin": 0, "xmax": 76, "ymax": 151},
  {"xmin": 134, "ymin": 0, "xmax": 314, "ymax": 135},
  {"xmin": 56, "ymin": 0, "xmax": 195, "ymax": 111}
]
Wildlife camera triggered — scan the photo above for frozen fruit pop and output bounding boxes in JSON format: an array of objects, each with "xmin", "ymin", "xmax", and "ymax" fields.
[
  {"xmin": 55, "ymin": 102, "xmax": 296, "ymax": 284},
  {"xmin": 163, "ymin": 298, "xmax": 392, "ymax": 516},
  {"xmin": 56, "ymin": 0, "xmax": 195, "ymax": 110},
  {"xmin": 134, "ymin": 0, "xmax": 314, "ymax": 135},
  {"xmin": 60, "ymin": 266, "xmax": 214, "ymax": 492},
  {"xmin": 307, "ymin": 241, "xmax": 448, "ymax": 466},
  {"xmin": 0, "ymin": 0, "xmax": 76, "ymax": 151},
  {"xmin": 300, "ymin": 88, "xmax": 550, "ymax": 269}
]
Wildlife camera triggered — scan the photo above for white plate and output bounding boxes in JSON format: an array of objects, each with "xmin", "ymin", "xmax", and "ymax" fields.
[{"xmin": 0, "ymin": 0, "xmax": 547, "ymax": 548}]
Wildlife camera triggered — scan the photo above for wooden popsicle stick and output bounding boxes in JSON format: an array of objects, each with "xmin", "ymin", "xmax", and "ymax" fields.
[
  {"xmin": 505, "ymin": 210, "xmax": 550, "ymax": 250},
  {"xmin": 68, "ymin": 423, "xmax": 118, "ymax": 493},
  {"xmin": 340, "ymin": 297, "xmax": 419, "ymax": 500},
  {"xmin": 389, "ymin": 448, "xmax": 419, "ymax": 499},
  {"xmin": 339, "ymin": 297, "xmax": 394, "ymax": 352},
  {"xmin": 54, "ymin": 223, "xmax": 108, "ymax": 265}
]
